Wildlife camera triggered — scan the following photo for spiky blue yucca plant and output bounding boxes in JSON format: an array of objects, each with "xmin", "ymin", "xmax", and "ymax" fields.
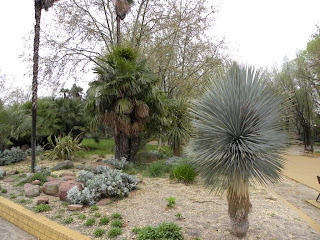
[{"xmin": 189, "ymin": 64, "xmax": 287, "ymax": 237}]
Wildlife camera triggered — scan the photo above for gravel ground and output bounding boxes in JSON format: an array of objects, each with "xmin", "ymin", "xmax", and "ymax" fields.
[{"xmin": 0, "ymin": 151, "xmax": 319, "ymax": 240}]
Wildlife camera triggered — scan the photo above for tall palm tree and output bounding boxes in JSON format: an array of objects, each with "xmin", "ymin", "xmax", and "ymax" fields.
[
  {"xmin": 115, "ymin": 0, "xmax": 134, "ymax": 45},
  {"xmin": 31, "ymin": 0, "xmax": 59, "ymax": 172},
  {"xmin": 190, "ymin": 64, "xmax": 287, "ymax": 237},
  {"xmin": 87, "ymin": 46, "xmax": 159, "ymax": 161}
]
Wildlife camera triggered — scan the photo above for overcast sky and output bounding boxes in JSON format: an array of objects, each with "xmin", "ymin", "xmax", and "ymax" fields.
[{"xmin": 0, "ymin": 0, "xmax": 320, "ymax": 91}]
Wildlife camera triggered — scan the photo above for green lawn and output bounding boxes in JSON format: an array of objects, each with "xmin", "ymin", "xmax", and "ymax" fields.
[{"xmin": 77, "ymin": 138, "xmax": 172, "ymax": 158}]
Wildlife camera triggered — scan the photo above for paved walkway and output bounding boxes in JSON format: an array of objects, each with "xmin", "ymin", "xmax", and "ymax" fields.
[
  {"xmin": 282, "ymin": 146, "xmax": 320, "ymax": 191},
  {"xmin": 0, "ymin": 217, "xmax": 38, "ymax": 240}
]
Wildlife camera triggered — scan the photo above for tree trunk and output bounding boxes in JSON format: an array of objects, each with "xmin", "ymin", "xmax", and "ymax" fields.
[
  {"xmin": 227, "ymin": 183, "xmax": 252, "ymax": 237},
  {"xmin": 119, "ymin": 132, "xmax": 129, "ymax": 158},
  {"xmin": 173, "ymin": 147, "xmax": 181, "ymax": 156},
  {"xmin": 116, "ymin": 15, "xmax": 121, "ymax": 45},
  {"xmin": 31, "ymin": 1, "xmax": 42, "ymax": 173},
  {"xmin": 128, "ymin": 137, "xmax": 139, "ymax": 162},
  {"xmin": 115, "ymin": 133, "xmax": 121, "ymax": 159}
]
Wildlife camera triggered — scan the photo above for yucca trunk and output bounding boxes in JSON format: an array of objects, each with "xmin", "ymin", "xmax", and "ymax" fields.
[
  {"xmin": 31, "ymin": 0, "xmax": 42, "ymax": 173},
  {"xmin": 227, "ymin": 180, "xmax": 252, "ymax": 237}
]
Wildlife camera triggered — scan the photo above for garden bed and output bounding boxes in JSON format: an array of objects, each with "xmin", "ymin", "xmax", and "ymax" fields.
[{"xmin": 0, "ymin": 156, "xmax": 319, "ymax": 240}]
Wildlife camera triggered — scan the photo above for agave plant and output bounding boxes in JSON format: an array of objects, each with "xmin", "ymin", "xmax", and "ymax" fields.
[
  {"xmin": 189, "ymin": 64, "xmax": 287, "ymax": 237},
  {"xmin": 46, "ymin": 133, "xmax": 83, "ymax": 160}
]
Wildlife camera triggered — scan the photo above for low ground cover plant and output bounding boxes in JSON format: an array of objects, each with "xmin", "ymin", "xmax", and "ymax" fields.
[
  {"xmin": 99, "ymin": 217, "xmax": 110, "ymax": 225},
  {"xmin": 133, "ymin": 222, "xmax": 183, "ymax": 240},
  {"xmin": 108, "ymin": 227, "xmax": 122, "ymax": 238},
  {"xmin": 85, "ymin": 217, "xmax": 96, "ymax": 226},
  {"xmin": 111, "ymin": 219, "xmax": 123, "ymax": 228},
  {"xmin": 166, "ymin": 197, "xmax": 176, "ymax": 208},
  {"xmin": 111, "ymin": 212, "xmax": 122, "ymax": 219},
  {"xmin": 93, "ymin": 228, "xmax": 105, "ymax": 237},
  {"xmin": 0, "ymin": 147, "xmax": 26, "ymax": 166},
  {"xmin": 147, "ymin": 160, "xmax": 172, "ymax": 177},
  {"xmin": 34, "ymin": 204, "xmax": 51, "ymax": 213},
  {"xmin": 64, "ymin": 217, "xmax": 74, "ymax": 224},
  {"xmin": 67, "ymin": 166, "xmax": 139, "ymax": 205}
]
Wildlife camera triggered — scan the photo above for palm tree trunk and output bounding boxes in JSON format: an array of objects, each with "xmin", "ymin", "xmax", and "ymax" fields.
[
  {"xmin": 31, "ymin": 1, "xmax": 42, "ymax": 173},
  {"xmin": 227, "ymin": 183, "xmax": 252, "ymax": 237},
  {"xmin": 115, "ymin": 133, "xmax": 121, "ymax": 159},
  {"xmin": 128, "ymin": 137, "xmax": 139, "ymax": 162},
  {"xmin": 116, "ymin": 15, "xmax": 121, "ymax": 45}
]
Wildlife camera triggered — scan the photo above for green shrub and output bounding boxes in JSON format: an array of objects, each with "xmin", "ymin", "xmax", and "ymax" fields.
[
  {"xmin": 55, "ymin": 214, "xmax": 62, "ymax": 219},
  {"xmin": 34, "ymin": 204, "xmax": 51, "ymax": 213},
  {"xmin": 10, "ymin": 194, "xmax": 17, "ymax": 199},
  {"xmin": 99, "ymin": 217, "xmax": 110, "ymax": 225},
  {"xmin": 85, "ymin": 217, "xmax": 96, "ymax": 226},
  {"xmin": 94, "ymin": 212, "xmax": 101, "ymax": 217},
  {"xmin": 147, "ymin": 160, "xmax": 171, "ymax": 177},
  {"xmin": 132, "ymin": 227, "xmax": 141, "ymax": 234},
  {"xmin": 1, "ymin": 188, "xmax": 7, "ymax": 193},
  {"xmin": 93, "ymin": 228, "xmax": 105, "ymax": 237},
  {"xmin": 78, "ymin": 214, "xmax": 86, "ymax": 220},
  {"xmin": 46, "ymin": 133, "xmax": 83, "ymax": 160},
  {"xmin": 90, "ymin": 205, "xmax": 99, "ymax": 211},
  {"xmin": 111, "ymin": 219, "xmax": 123, "ymax": 228},
  {"xmin": 111, "ymin": 212, "xmax": 122, "ymax": 219},
  {"xmin": 134, "ymin": 222, "xmax": 183, "ymax": 240},
  {"xmin": 166, "ymin": 197, "xmax": 176, "ymax": 208},
  {"xmin": 64, "ymin": 217, "xmax": 74, "ymax": 224},
  {"xmin": 170, "ymin": 163, "xmax": 196, "ymax": 183},
  {"xmin": 108, "ymin": 227, "xmax": 122, "ymax": 238}
]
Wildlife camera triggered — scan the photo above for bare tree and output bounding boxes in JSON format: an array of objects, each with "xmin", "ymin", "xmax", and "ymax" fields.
[{"xmin": 32, "ymin": 0, "xmax": 228, "ymax": 97}]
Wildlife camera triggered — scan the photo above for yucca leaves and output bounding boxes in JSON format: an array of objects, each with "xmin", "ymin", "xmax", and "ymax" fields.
[{"xmin": 190, "ymin": 64, "xmax": 288, "ymax": 193}]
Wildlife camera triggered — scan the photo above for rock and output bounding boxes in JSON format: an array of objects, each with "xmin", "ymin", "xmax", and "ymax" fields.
[
  {"xmin": 35, "ymin": 166, "xmax": 51, "ymax": 174},
  {"xmin": 26, "ymin": 173, "xmax": 34, "ymax": 178},
  {"xmin": 97, "ymin": 198, "xmax": 112, "ymax": 206},
  {"xmin": 36, "ymin": 196, "xmax": 49, "ymax": 205},
  {"xmin": 96, "ymin": 159, "xmax": 102, "ymax": 162},
  {"xmin": 19, "ymin": 178, "xmax": 29, "ymax": 184},
  {"xmin": 84, "ymin": 162, "xmax": 115, "ymax": 172},
  {"xmin": 58, "ymin": 180, "xmax": 83, "ymax": 201},
  {"xmin": 3, "ymin": 178, "xmax": 14, "ymax": 182},
  {"xmin": 75, "ymin": 165, "xmax": 85, "ymax": 170},
  {"xmin": 25, "ymin": 185, "xmax": 40, "ymax": 197},
  {"xmin": 68, "ymin": 204, "xmax": 83, "ymax": 211},
  {"xmin": 21, "ymin": 144, "xmax": 30, "ymax": 152},
  {"xmin": 24, "ymin": 183, "xmax": 33, "ymax": 190},
  {"xmin": 46, "ymin": 176, "xmax": 56, "ymax": 182},
  {"xmin": 61, "ymin": 172, "xmax": 75, "ymax": 177},
  {"xmin": 62, "ymin": 176, "xmax": 76, "ymax": 181},
  {"xmin": 8, "ymin": 170, "xmax": 19, "ymax": 175},
  {"xmin": 0, "ymin": 168, "xmax": 6, "ymax": 179},
  {"xmin": 52, "ymin": 160, "xmax": 74, "ymax": 171},
  {"xmin": 32, "ymin": 180, "xmax": 41, "ymax": 185},
  {"xmin": 42, "ymin": 180, "xmax": 61, "ymax": 196}
]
